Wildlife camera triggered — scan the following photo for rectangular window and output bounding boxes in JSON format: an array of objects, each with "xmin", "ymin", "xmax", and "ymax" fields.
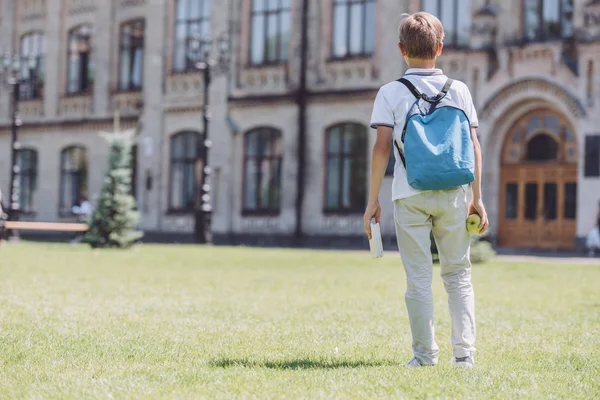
[
  {"xmin": 325, "ymin": 123, "xmax": 367, "ymax": 213},
  {"xmin": 19, "ymin": 32, "xmax": 45, "ymax": 100},
  {"xmin": 67, "ymin": 25, "xmax": 94, "ymax": 94},
  {"xmin": 59, "ymin": 147, "xmax": 88, "ymax": 215},
  {"xmin": 543, "ymin": 182, "xmax": 557, "ymax": 220},
  {"xmin": 16, "ymin": 149, "xmax": 38, "ymax": 213},
  {"xmin": 250, "ymin": 0, "xmax": 291, "ymax": 65},
  {"xmin": 421, "ymin": 0, "xmax": 471, "ymax": 47},
  {"xmin": 119, "ymin": 20, "xmax": 145, "ymax": 91},
  {"xmin": 523, "ymin": 0, "xmax": 573, "ymax": 41},
  {"xmin": 505, "ymin": 183, "xmax": 518, "ymax": 220},
  {"xmin": 169, "ymin": 132, "xmax": 200, "ymax": 211},
  {"xmin": 584, "ymin": 135, "xmax": 600, "ymax": 177},
  {"xmin": 525, "ymin": 183, "xmax": 538, "ymax": 220},
  {"xmin": 332, "ymin": 0, "xmax": 376, "ymax": 58},
  {"xmin": 243, "ymin": 128, "xmax": 283, "ymax": 213},
  {"xmin": 173, "ymin": 0, "xmax": 211, "ymax": 72},
  {"xmin": 564, "ymin": 182, "xmax": 577, "ymax": 220}
]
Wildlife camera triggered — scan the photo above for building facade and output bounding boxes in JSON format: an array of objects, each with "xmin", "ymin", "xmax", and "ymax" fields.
[{"xmin": 0, "ymin": 0, "xmax": 599, "ymax": 250}]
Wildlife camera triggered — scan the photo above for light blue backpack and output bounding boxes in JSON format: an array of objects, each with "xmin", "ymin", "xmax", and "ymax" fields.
[{"xmin": 394, "ymin": 77, "xmax": 475, "ymax": 191}]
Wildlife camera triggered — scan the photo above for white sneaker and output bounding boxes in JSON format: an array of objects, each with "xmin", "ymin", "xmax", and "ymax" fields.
[
  {"xmin": 406, "ymin": 357, "xmax": 436, "ymax": 367},
  {"xmin": 451, "ymin": 355, "xmax": 474, "ymax": 368}
]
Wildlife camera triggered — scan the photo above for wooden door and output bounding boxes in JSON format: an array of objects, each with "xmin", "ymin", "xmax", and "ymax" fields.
[
  {"xmin": 500, "ymin": 166, "xmax": 577, "ymax": 249},
  {"xmin": 498, "ymin": 110, "xmax": 578, "ymax": 250}
]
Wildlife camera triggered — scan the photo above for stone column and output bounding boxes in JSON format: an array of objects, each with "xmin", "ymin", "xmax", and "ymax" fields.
[
  {"xmin": 43, "ymin": 0, "xmax": 62, "ymax": 119},
  {"xmin": 138, "ymin": 0, "xmax": 167, "ymax": 231},
  {"xmin": 92, "ymin": 0, "xmax": 113, "ymax": 116}
]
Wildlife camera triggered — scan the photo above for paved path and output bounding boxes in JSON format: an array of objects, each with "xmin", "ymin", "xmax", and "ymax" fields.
[{"xmin": 496, "ymin": 255, "xmax": 600, "ymax": 265}]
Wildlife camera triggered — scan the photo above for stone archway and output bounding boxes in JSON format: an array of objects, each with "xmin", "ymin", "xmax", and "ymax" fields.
[
  {"xmin": 475, "ymin": 78, "xmax": 586, "ymax": 246},
  {"xmin": 498, "ymin": 109, "xmax": 578, "ymax": 249}
]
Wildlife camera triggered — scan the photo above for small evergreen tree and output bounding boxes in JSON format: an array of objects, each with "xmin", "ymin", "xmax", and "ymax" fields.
[{"xmin": 83, "ymin": 129, "xmax": 143, "ymax": 248}]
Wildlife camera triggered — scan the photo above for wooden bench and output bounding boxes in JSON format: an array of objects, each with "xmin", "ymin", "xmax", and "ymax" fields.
[{"xmin": 4, "ymin": 221, "xmax": 88, "ymax": 232}]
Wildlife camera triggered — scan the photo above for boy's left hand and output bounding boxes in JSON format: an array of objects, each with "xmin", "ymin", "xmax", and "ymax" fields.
[
  {"xmin": 468, "ymin": 199, "xmax": 489, "ymax": 234},
  {"xmin": 363, "ymin": 200, "xmax": 381, "ymax": 240}
]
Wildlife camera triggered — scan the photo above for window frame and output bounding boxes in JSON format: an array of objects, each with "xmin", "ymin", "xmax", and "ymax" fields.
[
  {"xmin": 420, "ymin": 0, "xmax": 471, "ymax": 49},
  {"xmin": 16, "ymin": 148, "xmax": 38, "ymax": 214},
  {"xmin": 59, "ymin": 146, "xmax": 88, "ymax": 216},
  {"xmin": 168, "ymin": 131, "xmax": 201, "ymax": 213},
  {"xmin": 249, "ymin": 0, "xmax": 292, "ymax": 66},
  {"xmin": 118, "ymin": 19, "xmax": 145, "ymax": 92},
  {"xmin": 66, "ymin": 25, "xmax": 94, "ymax": 95},
  {"xmin": 584, "ymin": 135, "xmax": 600, "ymax": 178},
  {"xmin": 172, "ymin": 0, "xmax": 211, "ymax": 73},
  {"xmin": 241, "ymin": 127, "xmax": 283, "ymax": 216},
  {"xmin": 19, "ymin": 31, "xmax": 45, "ymax": 100},
  {"xmin": 331, "ymin": 0, "xmax": 376, "ymax": 60},
  {"xmin": 522, "ymin": 0, "xmax": 574, "ymax": 42},
  {"xmin": 323, "ymin": 122, "xmax": 368, "ymax": 214}
]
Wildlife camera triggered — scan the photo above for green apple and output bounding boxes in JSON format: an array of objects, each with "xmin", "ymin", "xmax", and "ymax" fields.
[{"xmin": 466, "ymin": 214, "xmax": 481, "ymax": 234}]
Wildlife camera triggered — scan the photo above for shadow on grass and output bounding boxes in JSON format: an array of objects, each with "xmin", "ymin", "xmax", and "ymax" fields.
[{"xmin": 210, "ymin": 358, "xmax": 396, "ymax": 370}]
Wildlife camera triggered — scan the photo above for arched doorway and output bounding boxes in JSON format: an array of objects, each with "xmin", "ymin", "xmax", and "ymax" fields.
[{"xmin": 499, "ymin": 110, "xmax": 578, "ymax": 250}]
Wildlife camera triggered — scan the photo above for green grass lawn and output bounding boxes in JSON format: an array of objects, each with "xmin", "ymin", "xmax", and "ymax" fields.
[{"xmin": 0, "ymin": 243, "xmax": 598, "ymax": 399}]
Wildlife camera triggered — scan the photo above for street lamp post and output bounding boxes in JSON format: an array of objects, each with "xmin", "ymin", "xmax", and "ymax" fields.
[
  {"xmin": 188, "ymin": 33, "xmax": 230, "ymax": 244},
  {"xmin": 0, "ymin": 53, "xmax": 38, "ymax": 241}
]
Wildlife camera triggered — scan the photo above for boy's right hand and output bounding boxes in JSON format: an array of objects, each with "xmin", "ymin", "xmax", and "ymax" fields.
[{"xmin": 363, "ymin": 200, "xmax": 381, "ymax": 240}]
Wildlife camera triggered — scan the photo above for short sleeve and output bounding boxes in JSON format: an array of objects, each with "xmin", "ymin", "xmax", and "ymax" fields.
[
  {"xmin": 370, "ymin": 88, "xmax": 395, "ymax": 129},
  {"xmin": 460, "ymin": 85, "xmax": 479, "ymax": 128}
]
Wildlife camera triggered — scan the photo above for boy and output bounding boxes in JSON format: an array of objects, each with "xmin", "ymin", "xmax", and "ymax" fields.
[{"xmin": 364, "ymin": 12, "xmax": 488, "ymax": 368}]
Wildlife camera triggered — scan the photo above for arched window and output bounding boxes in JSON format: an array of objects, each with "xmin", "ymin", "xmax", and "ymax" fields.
[
  {"xmin": 60, "ymin": 146, "xmax": 88, "ymax": 214},
  {"xmin": 243, "ymin": 127, "xmax": 283, "ymax": 214},
  {"xmin": 16, "ymin": 148, "xmax": 38, "ymax": 213},
  {"xmin": 332, "ymin": 0, "xmax": 375, "ymax": 58},
  {"xmin": 421, "ymin": 0, "xmax": 471, "ymax": 47},
  {"xmin": 19, "ymin": 32, "xmax": 45, "ymax": 100},
  {"xmin": 251, "ymin": 0, "xmax": 291, "ymax": 64},
  {"xmin": 526, "ymin": 134, "xmax": 558, "ymax": 161},
  {"xmin": 67, "ymin": 25, "xmax": 94, "ymax": 94},
  {"xmin": 325, "ymin": 123, "xmax": 367, "ymax": 213},
  {"xmin": 169, "ymin": 131, "xmax": 200, "ymax": 211},
  {"xmin": 173, "ymin": 0, "xmax": 211, "ymax": 71},
  {"xmin": 119, "ymin": 20, "xmax": 145, "ymax": 91}
]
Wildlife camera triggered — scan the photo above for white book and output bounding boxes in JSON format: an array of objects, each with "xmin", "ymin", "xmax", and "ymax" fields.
[{"xmin": 369, "ymin": 221, "xmax": 384, "ymax": 259}]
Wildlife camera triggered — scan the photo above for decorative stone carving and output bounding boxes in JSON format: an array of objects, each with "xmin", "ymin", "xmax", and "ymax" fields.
[
  {"xmin": 119, "ymin": 0, "xmax": 145, "ymax": 7},
  {"xmin": 508, "ymin": 43, "xmax": 561, "ymax": 77},
  {"xmin": 69, "ymin": 0, "xmax": 95, "ymax": 15},
  {"xmin": 19, "ymin": 99, "xmax": 43, "ymax": 119},
  {"xmin": 59, "ymin": 95, "xmax": 92, "ymax": 117},
  {"xmin": 480, "ymin": 78, "xmax": 587, "ymax": 121},
  {"xmin": 583, "ymin": 0, "xmax": 600, "ymax": 39},
  {"xmin": 113, "ymin": 92, "xmax": 143, "ymax": 116},
  {"xmin": 166, "ymin": 73, "xmax": 204, "ymax": 95},
  {"xmin": 239, "ymin": 65, "xmax": 289, "ymax": 94},
  {"xmin": 470, "ymin": 4, "xmax": 498, "ymax": 49},
  {"xmin": 324, "ymin": 58, "xmax": 373, "ymax": 88},
  {"xmin": 20, "ymin": 0, "xmax": 46, "ymax": 21}
]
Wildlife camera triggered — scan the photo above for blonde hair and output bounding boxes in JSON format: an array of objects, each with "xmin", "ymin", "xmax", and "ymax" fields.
[{"xmin": 398, "ymin": 12, "xmax": 445, "ymax": 59}]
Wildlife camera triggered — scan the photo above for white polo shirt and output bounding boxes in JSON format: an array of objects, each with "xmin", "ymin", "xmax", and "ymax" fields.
[{"xmin": 370, "ymin": 68, "xmax": 479, "ymax": 201}]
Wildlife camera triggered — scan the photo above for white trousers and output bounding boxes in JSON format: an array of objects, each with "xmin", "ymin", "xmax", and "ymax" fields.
[{"xmin": 394, "ymin": 187, "xmax": 475, "ymax": 365}]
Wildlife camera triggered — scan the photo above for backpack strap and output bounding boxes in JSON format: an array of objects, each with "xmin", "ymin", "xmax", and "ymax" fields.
[
  {"xmin": 398, "ymin": 77, "xmax": 454, "ymax": 103},
  {"xmin": 431, "ymin": 78, "xmax": 454, "ymax": 102},
  {"xmin": 394, "ymin": 140, "xmax": 406, "ymax": 169},
  {"xmin": 397, "ymin": 78, "xmax": 422, "ymax": 99}
]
